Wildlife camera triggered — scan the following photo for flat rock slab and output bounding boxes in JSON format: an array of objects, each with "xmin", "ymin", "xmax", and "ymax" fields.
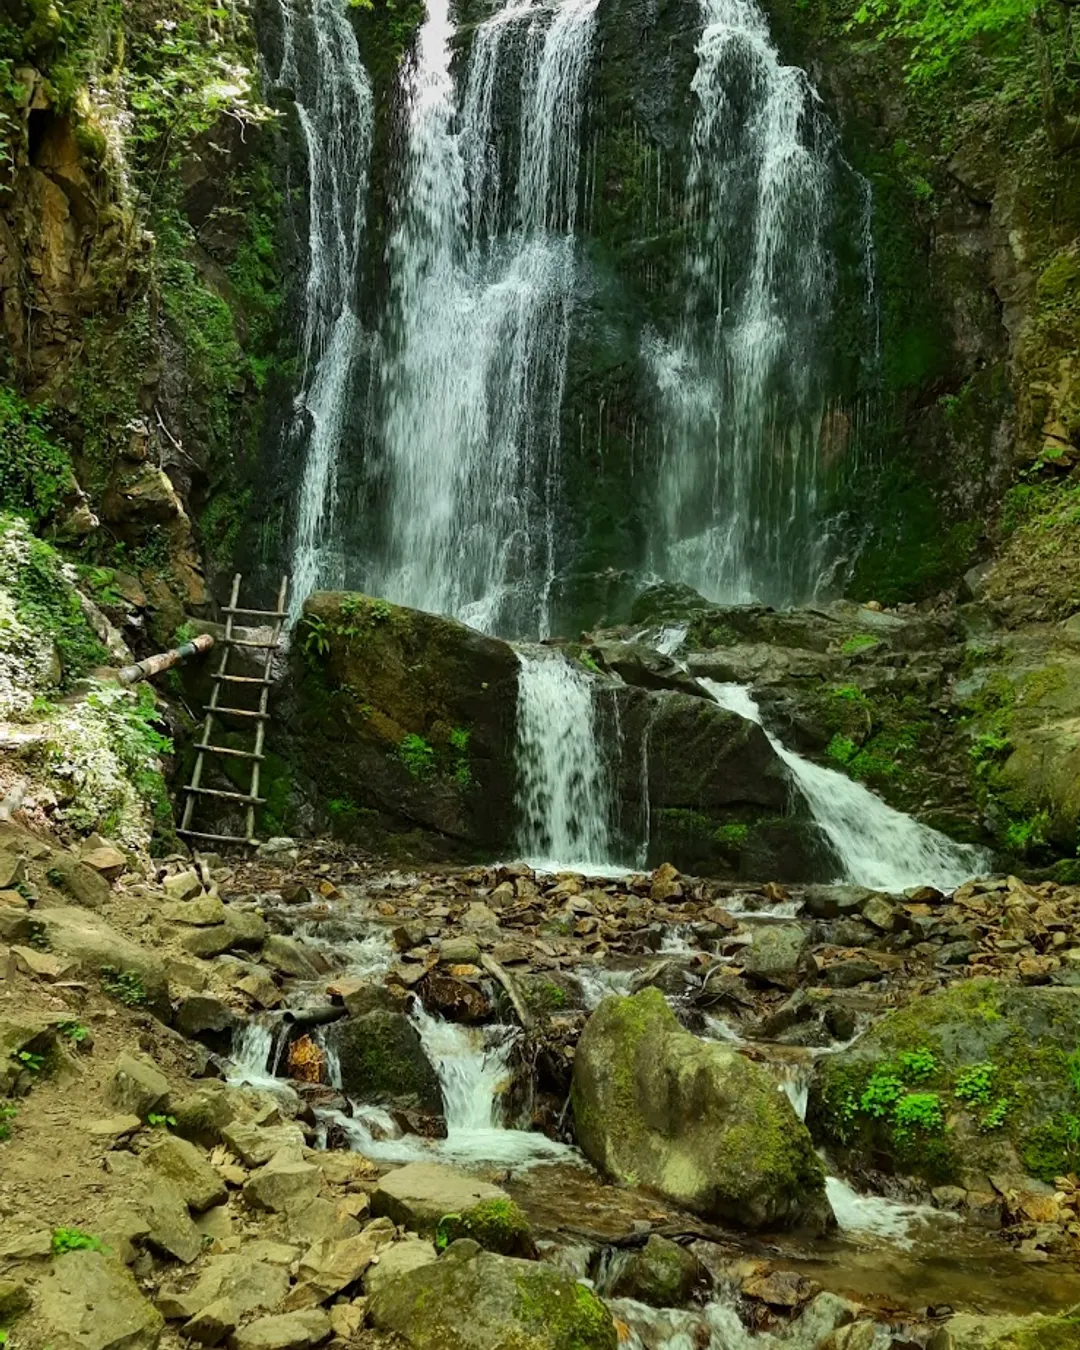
[
  {"xmin": 105, "ymin": 1052, "xmax": 169, "ymax": 1118},
  {"xmin": 36, "ymin": 1249, "xmax": 164, "ymax": 1350},
  {"xmin": 371, "ymin": 1163, "xmax": 509, "ymax": 1234},
  {"xmin": 232, "ymin": 1310, "xmax": 332, "ymax": 1350},
  {"xmin": 144, "ymin": 1134, "xmax": 227, "ymax": 1213},
  {"xmin": 363, "ymin": 1239, "xmax": 438, "ymax": 1298}
]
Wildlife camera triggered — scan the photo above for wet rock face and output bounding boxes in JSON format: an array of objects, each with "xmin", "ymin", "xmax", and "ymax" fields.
[
  {"xmin": 809, "ymin": 980, "xmax": 1080, "ymax": 1189},
  {"xmin": 571, "ymin": 988, "xmax": 832, "ymax": 1231},
  {"xmin": 286, "ymin": 591, "xmax": 519, "ymax": 858},
  {"xmin": 326, "ymin": 1010, "xmax": 444, "ymax": 1117}
]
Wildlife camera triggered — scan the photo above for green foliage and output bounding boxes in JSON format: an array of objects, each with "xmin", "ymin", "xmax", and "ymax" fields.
[
  {"xmin": 954, "ymin": 1062, "xmax": 995, "ymax": 1104},
  {"xmin": 58, "ymin": 1020, "xmax": 89, "ymax": 1045},
  {"xmin": 839, "ymin": 633, "xmax": 880, "ymax": 656},
  {"xmin": 302, "ymin": 615, "xmax": 331, "ymax": 661},
  {"xmin": 13, "ymin": 1049, "xmax": 45, "ymax": 1075},
  {"xmin": 578, "ymin": 652, "xmax": 601, "ymax": 675},
  {"xmin": 981, "ymin": 1096, "xmax": 1011, "ymax": 1131},
  {"xmin": 52, "ymin": 1227, "xmax": 104, "ymax": 1255},
  {"xmin": 714, "ymin": 822, "xmax": 750, "ymax": 847},
  {"xmin": 891, "ymin": 1091, "xmax": 945, "ymax": 1143},
  {"xmin": 147, "ymin": 1112, "xmax": 177, "ymax": 1128},
  {"xmin": 859, "ymin": 1067, "xmax": 906, "ymax": 1118},
  {"xmin": 852, "ymin": 0, "xmax": 1036, "ymax": 85},
  {"xmin": 0, "ymin": 1102, "xmax": 16, "ymax": 1142},
  {"xmin": 0, "ymin": 388, "xmax": 75, "ymax": 528},
  {"xmin": 99, "ymin": 966, "xmax": 146, "ymax": 1006},
  {"xmin": 826, "ymin": 734, "xmax": 858, "ymax": 766},
  {"xmin": 82, "ymin": 684, "xmax": 175, "ymax": 848},
  {"xmin": 398, "ymin": 732, "xmax": 435, "ymax": 778},
  {"xmin": 3, "ymin": 522, "xmax": 109, "ymax": 683},
  {"xmin": 897, "ymin": 1047, "xmax": 938, "ymax": 1081}
]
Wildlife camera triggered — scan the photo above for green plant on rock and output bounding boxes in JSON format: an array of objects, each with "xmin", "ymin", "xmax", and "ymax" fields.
[
  {"xmin": 954, "ymin": 1062, "xmax": 996, "ymax": 1105},
  {"xmin": 840, "ymin": 633, "xmax": 880, "ymax": 656},
  {"xmin": 302, "ymin": 615, "xmax": 331, "ymax": 662},
  {"xmin": 13, "ymin": 1049, "xmax": 45, "ymax": 1075},
  {"xmin": 147, "ymin": 1112, "xmax": 177, "ymax": 1129},
  {"xmin": 897, "ymin": 1047, "xmax": 938, "ymax": 1082},
  {"xmin": 58, "ymin": 1020, "xmax": 89, "ymax": 1046},
  {"xmin": 0, "ymin": 1102, "xmax": 17, "ymax": 1142},
  {"xmin": 859, "ymin": 1067, "xmax": 906, "ymax": 1118},
  {"xmin": 100, "ymin": 967, "xmax": 146, "ymax": 1006},
  {"xmin": 398, "ymin": 732, "xmax": 435, "ymax": 778},
  {"xmin": 981, "ymin": 1097, "xmax": 1011, "ymax": 1131},
  {"xmin": 891, "ymin": 1091, "xmax": 945, "ymax": 1145},
  {"xmin": 0, "ymin": 387, "xmax": 76, "ymax": 528},
  {"xmin": 52, "ymin": 1227, "xmax": 104, "ymax": 1256}
]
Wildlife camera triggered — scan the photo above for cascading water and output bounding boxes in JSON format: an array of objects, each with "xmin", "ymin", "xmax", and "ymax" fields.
[
  {"xmin": 699, "ymin": 678, "xmax": 988, "ymax": 890},
  {"xmin": 369, "ymin": 0, "xmax": 598, "ymax": 637},
  {"xmin": 646, "ymin": 0, "xmax": 874, "ymax": 606},
  {"xmin": 515, "ymin": 647, "xmax": 619, "ymax": 868},
  {"xmin": 272, "ymin": 0, "xmax": 373, "ymax": 619}
]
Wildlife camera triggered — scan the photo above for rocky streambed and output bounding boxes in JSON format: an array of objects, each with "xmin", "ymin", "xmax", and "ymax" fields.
[{"xmin": 3, "ymin": 829, "xmax": 1080, "ymax": 1349}]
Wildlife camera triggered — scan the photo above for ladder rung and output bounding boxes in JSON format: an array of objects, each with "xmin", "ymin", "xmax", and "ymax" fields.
[
  {"xmin": 220, "ymin": 674, "xmax": 274, "ymax": 685},
  {"xmin": 178, "ymin": 828, "xmax": 259, "ymax": 846},
  {"xmin": 205, "ymin": 705, "xmax": 269, "ymax": 719},
  {"xmin": 227, "ymin": 638, "xmax": 279, "ymax": 650},
  {"xmin": 222, "ymin": 607, "xmax": 289, "ymax": 619},
  {"xmin": 185, "ymin": 786, "xmax": 266, "ymax": 804},
  {"xmin": 198, "ymin": 743, "xmax": 265, "ymax": 761}
]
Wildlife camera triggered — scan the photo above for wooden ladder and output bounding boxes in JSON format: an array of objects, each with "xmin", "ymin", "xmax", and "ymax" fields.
[{"xmin": 178, "ymin": 573, "xmax": 289, "ymax": 851}]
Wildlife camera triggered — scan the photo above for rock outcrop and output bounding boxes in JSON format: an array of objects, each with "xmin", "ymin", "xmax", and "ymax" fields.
[{"xmin": 571, "ymin": 988, "xmax": 832, "ymax": 1231}]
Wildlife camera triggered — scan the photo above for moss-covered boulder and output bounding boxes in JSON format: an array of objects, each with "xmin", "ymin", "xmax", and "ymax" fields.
[
  {"xmin": 808, "ymin": 981, "xmax": 1080, "ymax": 1187},
  {"xmin": 605, "ymin": 1234, "xmax": 701, "ymax": 1307},
  {"xmin": 372, "ymin": 1163, "xmax": 534, "ymax": 1256},
  {"xmin": 326, "ymin": 1011, "xmax": 443, "ymax": 1116},
  {"xmin": 929, "ymin": 1306, "xmax": 1080, "ymax": 1349},
  {"xmin": 368, "ymin": 1240, "xmax": 617, "ymax": 1350},
  {"xmin": 571, "ymin": 989, "xmax": 831, "ymax": 1231},
  {"xmin": 286, "ymin": 592, "xmax": 519, "ymax": 858}
]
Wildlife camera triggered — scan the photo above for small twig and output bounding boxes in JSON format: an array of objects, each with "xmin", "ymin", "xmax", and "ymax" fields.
[{"xmin": 480, "ymin": 953, "xmax": 533, "ymax": 1033}]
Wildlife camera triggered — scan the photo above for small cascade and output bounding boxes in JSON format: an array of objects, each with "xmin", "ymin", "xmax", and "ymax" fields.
[
  {"xmin": 825, "ymin": 1175, "xmax": 956, "ymax": 1250},
  {"xmin": 515, "ymin": 647, "xmax": 619, "ymax": 869},
  {"xmin": 272, "ymin": 0, "xmax": 373, "ymax": 618},
  {"xmin": 229, "ymin": 1014, "xmax": 288, "ymax": 1090},
  {"xmin": 608, "ymin": 1291, "xmax": 883, "ymax": 1350},
  {"xmin": 700, "ymin": 678, "xmax": 988, "ymax": 890}
]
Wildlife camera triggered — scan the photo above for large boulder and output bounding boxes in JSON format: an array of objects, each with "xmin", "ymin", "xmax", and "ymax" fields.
[
  {"xmin": 326, "ymin": 1011, "xmax": 443, "ymax": 1115},
  {"xmin": 929, "ymin": 1306, "xmax": 1080, "ymax": 1348},
  {"xmin": 368, "ymin": 1240, "xmax": 617, "ymax": 1350},
  {"xmin": 34, "ymin": 1249, "xmax": 164, "ymax": 1350},
  {"xmin": 571, "ymin": 989, "xmax": 831, "ymax": 1231},
  {"xmin": 808, "ymin": 981, "xmax": 1080, "ymax": 1187},
  {"xmin": 371, "ymin": 1163, "xmax": 533, "ymax": 1254},
  {"xmin": 32, "ymin": 907, "xmax": 169, "ymax": 1014},
  {"xmin": 287, "ymin": 592, "xmax": 520, "ymax": 857}
]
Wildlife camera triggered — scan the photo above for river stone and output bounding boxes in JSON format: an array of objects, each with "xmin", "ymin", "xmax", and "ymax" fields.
[
  {"xmin": 372, "ymin": 1163, "xmax": 510, "ymax": 1235},
  {"xmin": 182, "ymin": 908, "xmax": 266, "ymax": 958},
  {"xmin": 105, "ymin": 1052, "xmax": 169, "ymax": 1118},
  {"xmin": 143, "ymin": 1134, "xmax": 227, "ymax": 1212},
  {"xmin": 101, "ymin": 1155, "xmax": 203, "ymax": 1264},
  {"xmin": 262, "ymin": 935, "xmax": 326, "ymax": 979},
  {"xmin": 808, "ymin": 981, "xmax": 1080, "ymax": 1188},
  {"xmin": 368, "ymin": 1242, "xmax": 617, "ymax": 1350},
  {"xmin": 232, "ymin": 1310, "xmax": 332, "ymax": 1350},
  {"xmin": 363, "ymin": 1238, "xmax": 438, "ymax": 1297},
  {"xmin": 741, "ymin": 923, "xmax": 808, "ymax": 989},
  {"xmin": 33, "ymin": 907, "xmax": 168, "ymax": 1013},
  {"xmin": 571, "ymin": 988, "xmax": 831, "ymax": 1231},
  {"xmin": 606, "ymin": 1234, "xmax": 701, "ymax": 1307},
  {"xmin": 327, "ymin": 1010, "xmax": 443, "ymax": 1114},
  {"xmin": 223, "ymin": 1120, "xmax": 307, "ymax": 1168},
  {"xmin": 36, "ymin": 1250, "xmax": 164, "ymax": 1350},
  {"xmin": 928, "ymin": 1306, "xmax": 1080, "ymax": 1348},
  {"xmin": 244, "ymin": 1157, "xmax": 322, "ymax": 1213}
]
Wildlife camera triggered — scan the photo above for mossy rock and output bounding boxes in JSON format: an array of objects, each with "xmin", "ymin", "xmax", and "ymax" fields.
[
  {"xmin": 571, "ymin": 989, "xmax": 831, "ymax": 1231},
  {"xmin": 808, "ymin": 981, "xmax": 1080, "ymax": 1187},
  {"xmin": 327, "ymin": 1010, "xmax": 444, "ymax": 1116},
  {"xmin": 930, "ymin": 1305, "xmax": 1080, "ymax": 1350},
  {"xmin": 368, "ymin": 1241, "xmax": 617, "ymax": 1350},
  {"xmin": 437, "ymin": 1198, "xmax": 535, "ymax": 1258}
]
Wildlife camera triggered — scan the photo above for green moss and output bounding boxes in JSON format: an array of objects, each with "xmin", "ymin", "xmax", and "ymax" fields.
[
  {"xmin": 436, "ymin": 1199, "xmax": 533, "ymax": 1257},
  {"xmin": 0, "ymin": 389, "xmax": 76, "ymax": 528},
  {"xmin": 512, "ymin": 1269, "xmax": 616, "ymax": 1350}
]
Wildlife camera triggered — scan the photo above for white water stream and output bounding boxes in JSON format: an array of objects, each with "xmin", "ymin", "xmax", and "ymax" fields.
[
  {"xmin": 700, "ymin": 678, "xmax": 987, "ymax": 890},
  {"xmin": 647, "ymin": 0, "xmax": 872, "ymax": 606},
  {"xmin": 371, "ymin": 0, "xmax": 598, "ymax": 636},
  {"xmin": 272, "ymin": 0, "xmax": 373, "ymax": 618}
]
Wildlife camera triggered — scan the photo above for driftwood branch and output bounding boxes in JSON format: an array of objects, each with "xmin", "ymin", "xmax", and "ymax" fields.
[
  {"xmin": 117, "ymin": 634, "xmax": 214, "ymax": 685},
  {"xmin": 480, "ymin": 953, "xmax": 533, "ymax": 1033}
]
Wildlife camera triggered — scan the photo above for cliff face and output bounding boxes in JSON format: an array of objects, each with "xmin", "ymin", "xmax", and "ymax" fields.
[{"xmin": 0, "ymin": 0, "xmax": 291, "ymax": 644}]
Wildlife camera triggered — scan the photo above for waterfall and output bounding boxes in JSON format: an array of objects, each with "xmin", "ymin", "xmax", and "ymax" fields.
[
  {"xmin": 700, "ymin": 679, "xmax": 987, "ymax": 890},
  {"xmin": 273, "ymin": 0, "xmax": 373, "ymax": 619},
  {"xmin": 370, "ymin": 0, "xmax": 598, "ymax": 637},
  {"xmin": 229, "ymin": 1014, "xmax": 287, "ymax": 1090},
  {"xmin": 646, "ymin": 0, "xmax": 872, "ymax": 607},
  {"xmin": 515, "ymin": 647, "xmax": 618, "ymax": 868}
]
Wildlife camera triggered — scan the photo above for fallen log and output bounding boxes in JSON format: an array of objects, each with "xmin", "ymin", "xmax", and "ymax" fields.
[
  {"xmin": 117, "ymin": 633, "xmax": 214, "ymax": 685},
  {"xmin": 480, "ymin": 952, "xmax": 534, "ymax": 1033}
]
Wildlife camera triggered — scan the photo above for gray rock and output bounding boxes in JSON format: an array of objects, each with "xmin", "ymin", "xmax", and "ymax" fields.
[
  {"xmin": 162, "ymin": 896, "xmax": 227, "ymax": 926},
  {"xmin": 928, "ymin": 1308, "xmax": 1080, "ymax": 1348},
  {"xmin": 571, "ymin": 989, "xmax": 830, "ymax": 1232},
  {"xmin": 182, "ymin": 908, "xmax": 267, "ymax": 958},
  {"xmin": 105, "ymin": 1052, "xmax": 169, "ymax": 1118},
  {"xmin": 262, "ymin": 935, "xmax": 327, "ymax": 979},
  {"xmin": 284, "ymin": 1221, "xmax": 395, "ymax": 1309},
  {"xmin": 371, "ymin": 1163, "xmax": 511, "ymax": 1237},
  {"xmin": 244, "ymin": 1157, "xmax": 322, "ymax": 1213},
  {"xmin": 174, "ymin": 994, "xmax": 236, "ymax": 1044},
  {"xmin": 143, "ymin": 1134, "xmax": 227, "ymax": 1213},
  {"xmin": 223, "ymin": 1121, "xmax": 306, "ymax": 1168},
  {"xmin": 36, "ymin": 1249, "xmax": 165, "ymax": 1350},
  {"xmin": 34, "ymin": 907, "xmax": 168, "ymax": 1013},
  {"xmin": 605, "ymin": 1234, "xmax": 701, "ymax": 1307},
  {"xmin": 164, "ymin": 869, "xmax": 204, "ymax": 902},
  {"xmin": 363, "ymin": 1239, "xmax": 438, "ymax": 1298},
  {"xmin": 438, "ymin": 937, "xmax": 481, "ymax": 965},
  {"xmin": 328, "ymin": 1010, "xmax": 443, "ymax": 1115},
  {"xmin": 801, "ymin": 886, "xmax": 872, "ymax": 919},
  {"xmin": 46, "ymin": 855, "xmax": 113, "ymax": 909},
  {"xmin": 741, "ymin": 923, "xmax": 808, "ymax": 990},
  {"xmin": 368, "ymin": 1243, "xmax": 617, "ymax": 1350},
  {"xmin": 171, "ymin": 1084, "xmax": 240, "ymax": 1148},
  {"xmin": 232, "ymin": 1310, "xmax": 332, "ymax": 1350},
  {"xmin": 0, "ymin": 1277, "xmax": 30, "ymax": 1321}
]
